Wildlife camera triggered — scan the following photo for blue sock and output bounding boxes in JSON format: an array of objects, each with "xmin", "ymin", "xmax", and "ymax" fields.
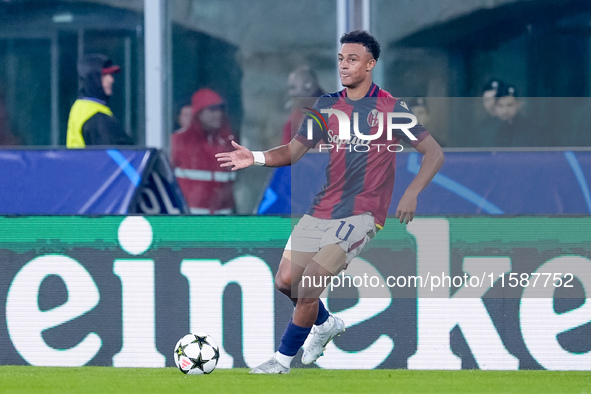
[
  {"xmin": 278, "ymin": 320, "xmax": 311, "ymax": 356},
  {"xmin": 291, "ymin": 299, "xmax": 329, "ymax": 324},
  {"xmin": 315, "ymin": 299, "xmax": 329, "ymax": 325}
]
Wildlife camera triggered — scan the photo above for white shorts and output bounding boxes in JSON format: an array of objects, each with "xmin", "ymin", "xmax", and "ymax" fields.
[{"xmin": 285, "ymin": 213, "xmax": 377, "ymax": 266}]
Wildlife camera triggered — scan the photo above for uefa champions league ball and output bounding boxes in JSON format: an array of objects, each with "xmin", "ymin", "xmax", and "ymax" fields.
[{"xmin": 174, "ymin": 333, "xmax": 220, "ymax": 375}]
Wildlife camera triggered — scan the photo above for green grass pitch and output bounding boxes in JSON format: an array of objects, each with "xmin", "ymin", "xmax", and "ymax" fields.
[{"xmin": 0, "ymin": 366, "xmax": 589, "ymax": 394}]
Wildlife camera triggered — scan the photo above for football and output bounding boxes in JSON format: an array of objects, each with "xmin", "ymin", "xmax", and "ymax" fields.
[{"xmin": 173, "ymin": 332, "xmax": 220, "ymax": 375}]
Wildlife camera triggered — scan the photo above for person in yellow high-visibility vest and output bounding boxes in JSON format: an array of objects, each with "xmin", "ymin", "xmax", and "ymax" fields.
[{"xmin": 66, "ymin": 54, "xmax": 133, "ymax": 148}]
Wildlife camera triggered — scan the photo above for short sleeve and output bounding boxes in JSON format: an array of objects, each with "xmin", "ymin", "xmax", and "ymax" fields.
[{"xmin": 390, "ymin": 99, "xmax": 429, "ymax": 147}]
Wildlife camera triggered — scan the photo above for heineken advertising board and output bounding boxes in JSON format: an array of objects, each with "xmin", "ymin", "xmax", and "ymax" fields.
[{"xmin": 0, "ymin": 216, "xmax": 589, "ymax": 370}]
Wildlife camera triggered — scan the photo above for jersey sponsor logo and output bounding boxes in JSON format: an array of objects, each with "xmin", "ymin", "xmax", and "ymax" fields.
[{"xmin": 326, "ymin": 129, "xmax": 370, "ymax": 146}]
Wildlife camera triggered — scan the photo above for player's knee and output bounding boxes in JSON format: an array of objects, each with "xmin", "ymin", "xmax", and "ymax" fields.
[
  {"xmin": 274, "ymin": 271, "xmax": 291, "ymax": 295},
  {"xmin": 275, "ymin": 254, "xmax": 297, "ymax": 295}
]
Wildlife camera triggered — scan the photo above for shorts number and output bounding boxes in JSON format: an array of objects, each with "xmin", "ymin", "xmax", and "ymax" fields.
[{"xmin": 336, "ymin": 221, "xmax": 354, "ymax": 241}]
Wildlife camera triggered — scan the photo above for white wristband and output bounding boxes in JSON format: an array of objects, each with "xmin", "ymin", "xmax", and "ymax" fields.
[{"xmin": 252, "ymin": 151, "xmax": 266, "ymax": 166}]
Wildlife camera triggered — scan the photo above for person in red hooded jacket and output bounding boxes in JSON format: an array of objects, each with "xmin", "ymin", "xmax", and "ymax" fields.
[{"xmin": 171, "ymin": 88, "xmax": 237, "ymax": 214}]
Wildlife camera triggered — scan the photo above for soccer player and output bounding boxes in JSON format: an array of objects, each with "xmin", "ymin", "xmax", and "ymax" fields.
[{"xmin": 216, "ymin": 30, "xmax": 444, "ymax": 374}]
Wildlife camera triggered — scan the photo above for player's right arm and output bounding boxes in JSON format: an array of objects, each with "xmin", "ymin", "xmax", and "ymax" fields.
[{"xmin": 216, "ymin": 139, "xmax": 310, "ymax": 171}]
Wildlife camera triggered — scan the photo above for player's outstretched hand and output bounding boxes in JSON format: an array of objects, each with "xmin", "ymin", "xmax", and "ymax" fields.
[
  {"xmin": 395, "ymin": 192, "xmax": 417, "ymax": 224},
  {"xmin": 215, "ymin": 141, "xmax": 255, "ymax": 171}
]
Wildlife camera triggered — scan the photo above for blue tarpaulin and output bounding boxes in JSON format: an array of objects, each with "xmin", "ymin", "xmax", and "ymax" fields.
[
  {"xmin": 258, "ymin": 150, "xmax": 591, "ymax": 215},
  {"xmin": 0, "ymin": 149, "xmax": 188, "ymax": 214}
]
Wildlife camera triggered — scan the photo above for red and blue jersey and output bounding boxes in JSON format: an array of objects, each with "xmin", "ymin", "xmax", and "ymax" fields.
[{"xmin": 294, "ymin": 83, "xmax": 429, "ymax": 228}]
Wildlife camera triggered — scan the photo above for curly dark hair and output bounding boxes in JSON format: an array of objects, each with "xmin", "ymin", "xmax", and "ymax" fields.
[{"xmin": 340, "ymin": 30, "xmax": 381, "ymax": 61}]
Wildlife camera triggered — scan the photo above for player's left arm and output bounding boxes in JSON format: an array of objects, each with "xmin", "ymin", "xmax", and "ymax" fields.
[{"xmin": 396, "ymin": 134, "xmax": 444, "ymax": 224}]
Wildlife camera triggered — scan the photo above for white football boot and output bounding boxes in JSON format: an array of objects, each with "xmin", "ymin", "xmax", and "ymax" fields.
[
  {"xmin": 249, "ymin": 357, "xmax": 290, "ymax": 374},
  {"xmin": 301, "ymin": 315, "xmax": 345, "ymax": 365}
]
